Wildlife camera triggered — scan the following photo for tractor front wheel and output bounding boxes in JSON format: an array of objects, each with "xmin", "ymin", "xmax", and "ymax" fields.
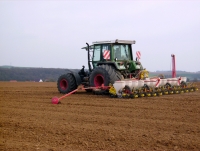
[{"xmin": 57, "ymin": 74, "xmax": 77, "ymax": 94}]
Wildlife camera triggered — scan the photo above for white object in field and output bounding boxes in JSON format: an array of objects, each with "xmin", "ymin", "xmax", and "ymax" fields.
[
  {"xmin": 113, "ymin": 81, "xmax": 125, "ymax": 95},
  {"xmin": 168, "ymin": 78, "xmax": 174, "ymax": 86},
  {"xmin": 131, "ymin": 80, "xmax": 138, "ymax": 89},
  {"xmin": 160, "ymin": 79, "xmax": 165, "ymax": 86},
  {"xmin": 167, "ymin": 78, "xmax": 180, "ymax": 86},
  {"xmin": 163, "ymin": 79, "xmax": 168, "ymax": 86},
  {"xmin": 149, "ymin": 78, "xmax": 160, "ymax": 87},
  {"xmin": 138, "ymin": 80, "xmax": 144, "ymax": 88},
  {"xmin": 160, "ymin": 79, "xmax": 167, "ymax": 86},
  {"xmin": 123, "ymin": 80, "xmax": 132, "ymax": 88},
  {"xmin": 144, "ymin": 78, "xmax": 150, "ymax": 86},
  {"xmin": 39, "ymin": 79, "xmax": 43, "ymax": 82},
  {"xmin": 180, "ymin": 77, "xmax": 187, "ymax": 83},
  {"xmin": 173, "ymin": 78, "xmax": 180, "ymax": 86},
  {"xmin": 149, "ymin": 78, "xmax": 155, "ymax": 87},
  {"xmin": 167, "ymin": 78, "xmax": 173, "ymax": 85}
]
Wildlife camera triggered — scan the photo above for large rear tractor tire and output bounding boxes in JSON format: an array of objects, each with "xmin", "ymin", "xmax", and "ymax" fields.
[
  {"xmin": 57, "ymin": 74, "xmax": 77, "ymax": 94},
  {"xmin": 89, "ymin": 64, "xmax": 122, "ymax": 87}
]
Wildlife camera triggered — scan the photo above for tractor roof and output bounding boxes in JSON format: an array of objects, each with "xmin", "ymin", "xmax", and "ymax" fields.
[
  {"xmin": 81, "ymin": 39, "xmax": 136, "ymax": 50},
  {"xmin": 92, "ymin": 39, "xmax": 136, "ymax": 44}
]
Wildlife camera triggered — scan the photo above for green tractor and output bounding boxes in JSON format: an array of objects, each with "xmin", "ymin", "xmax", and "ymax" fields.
[{"xmin": 57, "ymin": 39, "xmax": 144, "ymax": 94}]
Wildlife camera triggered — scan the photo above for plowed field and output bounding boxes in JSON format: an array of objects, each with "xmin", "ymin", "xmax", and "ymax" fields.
[{"xmin": 0, "ymin": 82, "xmax": 200, "ymax": 151}]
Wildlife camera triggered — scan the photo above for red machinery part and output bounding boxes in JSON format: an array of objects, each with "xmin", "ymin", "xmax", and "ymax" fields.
[
  {"xmin": 51, "ymin": 88, "xmax": 78, "ymax": 104},
  {"xmin": 52, "ymin": 97, "xmax": 59, "ymax": 104},
  {"xmin": 51, "ymin": 84, "xmax": 110, "ymax": 104}
]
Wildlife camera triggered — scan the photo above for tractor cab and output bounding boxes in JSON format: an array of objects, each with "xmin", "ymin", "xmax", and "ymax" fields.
[
  {"xmin": 92, "ymin": 42, "xmax": 132, "ymax": 68},
  {"xmin": 82, "ymin": 39, "xmax": 143, "ymax": 78}
]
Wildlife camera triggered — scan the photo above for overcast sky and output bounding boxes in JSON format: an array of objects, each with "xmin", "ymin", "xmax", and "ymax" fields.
[{"xmin": 0, "ymin": 0, "xmax": 200, "ymax": 72}]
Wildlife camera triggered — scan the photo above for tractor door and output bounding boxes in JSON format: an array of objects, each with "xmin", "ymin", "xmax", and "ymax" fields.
[
  {"xmin": 92, "ymin": 45, "xmax": 101, "ymax": 68},
  {"xmin": 92, "ymin": 44, "xmax": 111, "ymax": 68}
]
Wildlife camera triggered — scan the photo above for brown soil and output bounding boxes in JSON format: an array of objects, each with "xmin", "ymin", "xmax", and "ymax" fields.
[{"xmin": 0, "ymin": 82, "xmax": 200, "ymax": 151}]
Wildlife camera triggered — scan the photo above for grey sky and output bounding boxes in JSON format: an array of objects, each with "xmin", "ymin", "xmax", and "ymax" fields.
[{"xmin": 0, "ymin": 0, "xmax": 200, "ymax": 72}]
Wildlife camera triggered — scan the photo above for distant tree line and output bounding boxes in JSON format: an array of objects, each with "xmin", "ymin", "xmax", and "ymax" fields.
[
  {"xmin": 0, "ymin": 67, "xmax": 199, "ymax": 82},
  {"xmin": 0, "ymin": 67, "xmax": 69, "ymax": 82}
]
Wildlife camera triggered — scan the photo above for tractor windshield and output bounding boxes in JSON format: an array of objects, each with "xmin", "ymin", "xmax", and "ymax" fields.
[{"xmin": 113, "ymin": 44, "xmax": 131, "ymax": 60}]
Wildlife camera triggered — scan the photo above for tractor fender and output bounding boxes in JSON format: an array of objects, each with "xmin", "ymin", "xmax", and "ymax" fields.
[{"xmin": 65, "ymin": 69, "xmax": 82, "ymax": 86}]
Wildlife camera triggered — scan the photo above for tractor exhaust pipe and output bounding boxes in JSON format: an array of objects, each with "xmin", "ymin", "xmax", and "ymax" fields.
[{"xmin": 86, "ymin": 43, "xmax": 92, "ymax": 72}]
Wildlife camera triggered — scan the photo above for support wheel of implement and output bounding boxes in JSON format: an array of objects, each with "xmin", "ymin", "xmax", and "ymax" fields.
[
  {"xmin": 57, "ymin": 73, "xmax": 77, "ymax": 94},
  {"xmin": 89, "ymin": 64, "xmax": 122, "ymax": 87},
  {"xmin": 123, "ymin": 85, "xmax": 132, "ymax": 97},
  {"xmin": 165, "ymin": 83, "xmax": 172, "ymax": 89},
  {"xmin": 180, "ymin": 81, "xmax": 187, "ymax": 88}
]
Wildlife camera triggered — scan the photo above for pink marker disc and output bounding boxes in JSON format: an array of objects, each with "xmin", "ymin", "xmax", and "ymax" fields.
[{"xmin": 52, "ymin": 97, "xmax": 59, "ymax": 104}]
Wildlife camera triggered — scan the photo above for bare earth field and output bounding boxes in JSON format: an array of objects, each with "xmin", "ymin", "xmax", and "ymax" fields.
[{"xmin": 0, "ymin": 82, "xmax": 200, "ymax": 151}]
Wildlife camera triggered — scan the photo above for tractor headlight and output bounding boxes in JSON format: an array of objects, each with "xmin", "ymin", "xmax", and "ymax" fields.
[{"xmin": 136, "ymin": 65, "xmax": 140, "ymax": 69}]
